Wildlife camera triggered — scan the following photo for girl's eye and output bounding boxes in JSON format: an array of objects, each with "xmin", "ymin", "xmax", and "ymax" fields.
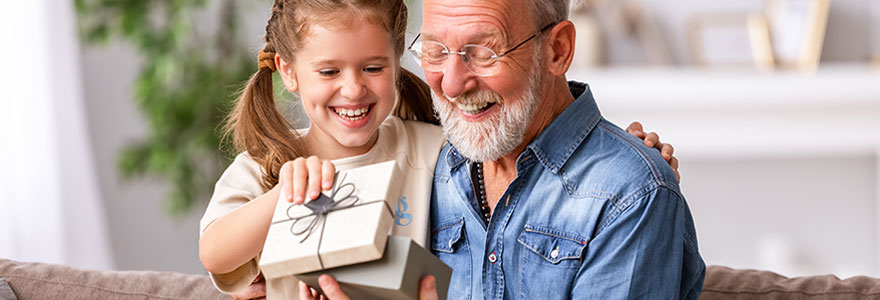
[
  {"xmin": 319, "ymin": 69, "xmax": 339, "ymax": 76},
  {"xmin": 363, "ymin": 66, "xmax": 384, "ymax": 73}
]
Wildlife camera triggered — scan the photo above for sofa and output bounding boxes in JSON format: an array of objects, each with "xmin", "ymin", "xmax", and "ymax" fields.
[{"xmin": 2, "ymin": 258, "xmax": 879, "ymax": 299}]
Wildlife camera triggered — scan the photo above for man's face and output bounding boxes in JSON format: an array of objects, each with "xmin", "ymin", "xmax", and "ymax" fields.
[{"xmin": 421, "ymin": 0, "xmax": 545, "ymax": 162}]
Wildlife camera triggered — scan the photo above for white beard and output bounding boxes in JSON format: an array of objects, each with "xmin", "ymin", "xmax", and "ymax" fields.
[{"xmin": 432, "ymin": 54, "xmax": 544, "ymax": 162}]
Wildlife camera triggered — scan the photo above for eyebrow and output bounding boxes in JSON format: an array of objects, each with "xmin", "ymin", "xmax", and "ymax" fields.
[
  {"xmin": 422, "ymin": 31, "xmax": 498, "ymax": 44},
  {"xmin": 310, "ymin": 56, "xmax": 391, "ymax": 67}
]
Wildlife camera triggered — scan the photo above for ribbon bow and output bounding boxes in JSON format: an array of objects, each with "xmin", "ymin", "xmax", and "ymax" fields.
[{"xmin": 282, "ymin": 173, "xmax": 360, "ymax": 243}]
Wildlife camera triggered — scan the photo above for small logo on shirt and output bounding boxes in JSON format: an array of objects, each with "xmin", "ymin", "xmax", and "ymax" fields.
[{"xmin": 395, "ymin": 196, "xmax": 412, "ymax": 226}]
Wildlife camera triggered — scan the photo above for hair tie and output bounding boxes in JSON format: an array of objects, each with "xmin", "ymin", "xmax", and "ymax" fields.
[{"xmin": 258, "ymin": 49, "xmax": 277, "ymax": 72}]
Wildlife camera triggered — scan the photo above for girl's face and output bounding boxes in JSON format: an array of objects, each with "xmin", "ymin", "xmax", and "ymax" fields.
[{"xmin": 278, "ymin": 20, "xmax": 397, "ymax": 159}]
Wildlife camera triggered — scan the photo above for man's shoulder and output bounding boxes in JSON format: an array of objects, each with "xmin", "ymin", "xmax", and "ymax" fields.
[{"xmin": 562, "ymin": 118, "xmax": 680, "ymax": 201}]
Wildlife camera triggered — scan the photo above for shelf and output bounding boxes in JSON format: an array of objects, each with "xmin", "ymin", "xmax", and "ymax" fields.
[{"xmin": 565, "ymin": 63, "xmax": 880, "ymax": 159}]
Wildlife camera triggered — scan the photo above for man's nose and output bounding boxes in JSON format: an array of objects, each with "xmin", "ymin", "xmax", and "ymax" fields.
[
  {"xmin": 340, "ymin": 72, "xmax": 367, "ymax": 99},
  {"xmin": 439, "ymin": 54, "xmax": 478, "ymax": 99}
]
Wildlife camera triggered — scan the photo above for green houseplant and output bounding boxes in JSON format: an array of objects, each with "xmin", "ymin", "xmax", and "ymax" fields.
[{"xmin": 75, "ymin": 0, "xmax": 260, "ymax": 215}]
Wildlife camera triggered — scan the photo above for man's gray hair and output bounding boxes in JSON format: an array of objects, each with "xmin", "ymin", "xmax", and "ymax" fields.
[{"xmin": 528, "ymin": 0, "xmax": 570, "ymax": 27}]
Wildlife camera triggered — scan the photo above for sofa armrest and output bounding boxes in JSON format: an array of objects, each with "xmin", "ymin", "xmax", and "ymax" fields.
[
  {"xmin": 0, "ymin": 259, "xmax": 228, "ymax": 300},
  {"xmin": 701, "ymin": 265, "xmax": 880, "ymax": 300}
]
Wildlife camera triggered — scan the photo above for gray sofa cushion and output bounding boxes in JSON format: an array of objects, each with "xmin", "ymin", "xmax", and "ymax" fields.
[
  {"xmin": 701, "ymin": 266, "xmax": 880, "ymax": 299},
  {"xmin": 0, "ymin": 279, "xmax": 16, "ymax": 300},
  {"xmin": 0, "ymin": 259, "xmax": 227, "ymax": 300}
]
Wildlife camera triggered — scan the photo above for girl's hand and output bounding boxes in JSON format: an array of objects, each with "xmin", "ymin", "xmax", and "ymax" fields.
[
  {"xmin": 626, "ymin": 121, "xmax": 681, "ymax": 182},
  {"xmin": 279, "ymin": 156, "xmax": 336, "ymax": 204}
]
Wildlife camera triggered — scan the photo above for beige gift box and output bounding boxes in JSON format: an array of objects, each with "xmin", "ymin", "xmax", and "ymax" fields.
[{"xmin": 259, "ymin": 160, "xmax": 402, "ymax": 279}]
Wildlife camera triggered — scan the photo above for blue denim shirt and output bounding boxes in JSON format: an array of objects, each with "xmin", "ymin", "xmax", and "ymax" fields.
[{"xmin": 430, "ymin": 82, "xmax": 705, "ymax": 300}]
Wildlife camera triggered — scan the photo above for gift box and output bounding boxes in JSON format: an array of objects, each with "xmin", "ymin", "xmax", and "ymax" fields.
[
  {"xmin": 297, "ymin": 235, "xmax": 452, "ymax": 300},
  {"xmin": 259, "ymin": 160, "xmax": 403, "ymax": 279}
]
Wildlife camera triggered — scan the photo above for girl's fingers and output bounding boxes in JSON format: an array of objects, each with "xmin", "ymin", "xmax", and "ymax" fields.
[
  {"xmin": 322, "ymin": 160, "xmax": 336, "ymax": 190},
  {"xmin": 626, "ymin": 121, "xmax": 645, "ymax": 138},
  {"xmin": 306, "ymin": 156, "xmax": 323, "ymax": 201},
  {"xmin": 669, "ymin": 156, "xmax": 681, "ymax": 183},
  {"xmin": 660, "ymin": 143, "xmax": 675, "ymax": 161},
  {"xmin": 292, "ymin": 158, "xmax": 308, "ymax": 204},
  {"xmin": 644, "ymin": 132, "xmax": 659, "ymax": 148},
  {"xmin": 279, "ymin": 161, "xmax": 293, "ymax": 203}
]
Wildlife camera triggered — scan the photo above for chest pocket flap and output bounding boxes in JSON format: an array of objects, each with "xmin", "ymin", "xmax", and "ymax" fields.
[
  {"xmin": 517, "ymin": 225, "xmax": 587, "ymax": 264},
  {"xmin": 432, "ymin": 217, "xmax": 465, "ymax": 253}
]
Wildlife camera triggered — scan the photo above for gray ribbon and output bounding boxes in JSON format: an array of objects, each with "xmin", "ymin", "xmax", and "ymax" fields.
[{"xmin": 271, "ymin": 173, "xmax": 392, "ymax": 269}]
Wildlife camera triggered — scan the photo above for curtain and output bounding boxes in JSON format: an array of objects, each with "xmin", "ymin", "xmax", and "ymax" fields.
[{"xmin": 0, "ymin": 0, "xmax": 113, "ymax": 269}]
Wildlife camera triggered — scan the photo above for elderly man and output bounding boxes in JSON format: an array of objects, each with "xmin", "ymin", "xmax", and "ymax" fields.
[
  {"xmin": 289, "ymin": 0, "xmax": 703, "ymax": 299},
  {"xmin": 417, "ymin": 0, "xmax": 705, "ymax": 299}
]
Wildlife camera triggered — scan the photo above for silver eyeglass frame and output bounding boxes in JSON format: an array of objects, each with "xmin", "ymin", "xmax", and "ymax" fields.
[{"xmin": 407, "ymin": 21, "xmax": 559, "ymax": 76}]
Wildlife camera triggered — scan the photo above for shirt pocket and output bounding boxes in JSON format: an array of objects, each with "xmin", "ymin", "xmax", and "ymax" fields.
[
  {"xmin": 431, "ymin": 217, "xmax": 471, "ymax": 300},
  {"xmin": 517, "ymin": 225, "xmax": 587, "ymax": 300}
]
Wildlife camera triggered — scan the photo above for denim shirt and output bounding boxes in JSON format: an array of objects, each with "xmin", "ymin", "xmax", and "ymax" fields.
[{"xmin": 430, "ymin": 82, "xmax": 705, "ymax": 300}]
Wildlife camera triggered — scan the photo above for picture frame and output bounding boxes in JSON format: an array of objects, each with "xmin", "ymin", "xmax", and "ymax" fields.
[
  {"xmin": 589, "ymin": 0, "xmax": 672, "ymax": 66},
  {"xmin": 764, "ymin": 0, "xmax": 830, "ymax": 70},
  {"xmin": 688, "ymin": 13, "xmax": 775, "ymax": 70}
]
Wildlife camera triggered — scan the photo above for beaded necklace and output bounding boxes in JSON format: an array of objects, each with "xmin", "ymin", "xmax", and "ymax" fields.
[{"xmin": 471, "ymin": 162, "xmax": 491, "ymax": 224}]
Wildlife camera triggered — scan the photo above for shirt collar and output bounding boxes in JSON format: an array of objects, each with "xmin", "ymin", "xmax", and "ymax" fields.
[
  {"xmin": 445, "ymin": 144, "xmax": 468, "ymax": 170},
  {"xmin": 444, "ymin": 81, "xmax": 601, "ymax": 173},
  {"xmin": 526, "ymin": 81, "xmax": 601, "ymax": 174}
]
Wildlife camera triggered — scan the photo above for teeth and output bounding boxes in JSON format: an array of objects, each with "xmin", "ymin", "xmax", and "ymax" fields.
[
  {"xmin": 457, "ymin": 102, "xmax": 491, "ymax": 114},
  {"xmin": 333, "ymin": 106, "xmax": 370, "ymax": 121}
]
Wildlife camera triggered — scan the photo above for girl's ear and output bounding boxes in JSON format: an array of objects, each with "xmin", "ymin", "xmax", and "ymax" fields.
[{"xmin": 276, "ymin": 54, "xmax": 298, "ymax": 92}]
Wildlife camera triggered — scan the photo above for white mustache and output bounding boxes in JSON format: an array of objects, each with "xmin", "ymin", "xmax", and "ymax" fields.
[{"xmin": 444, "ymin": 90, "xmax": 504, "ymax": 105}]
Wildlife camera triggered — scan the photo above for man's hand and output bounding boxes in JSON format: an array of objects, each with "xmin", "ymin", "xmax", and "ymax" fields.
[
  {"xmin": 298, "ymin": 275, "xmax": 439, "ymax": 300},
  {"xmin": 626, "ymin": 121, "xmax": 680, "ymax": 182},
  {"xmin": 230, "ymin": 274, "xmax": 266, "ymax": 300}
]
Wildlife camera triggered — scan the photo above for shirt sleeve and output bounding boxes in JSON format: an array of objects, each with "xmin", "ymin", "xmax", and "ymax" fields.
[
  {"xmin": 570, "ymin": 186, "xmax": 706, "ymax": 299},
  {"xmin": 199, "ymin": 152, "xmax": 268, "ymax": 294}
]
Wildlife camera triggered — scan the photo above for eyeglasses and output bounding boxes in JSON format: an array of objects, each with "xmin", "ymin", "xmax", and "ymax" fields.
[{"xmin": 407, "ymin": 22, "xmax": 558, "ymax": 76}]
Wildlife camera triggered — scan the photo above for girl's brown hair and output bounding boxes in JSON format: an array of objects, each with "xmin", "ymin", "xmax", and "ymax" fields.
[{"xmin": 224, "ymin": 0, "xmax": 437, "ymax": 190}]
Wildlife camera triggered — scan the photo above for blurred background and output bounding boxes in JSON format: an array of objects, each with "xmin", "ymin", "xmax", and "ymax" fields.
[{"xmin": 1, "ymin": 0, "xmax": 878, "ymax": 279}]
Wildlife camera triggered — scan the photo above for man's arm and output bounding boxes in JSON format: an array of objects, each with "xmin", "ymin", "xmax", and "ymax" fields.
[{"xmin": 571, "ymin": 186, "xmax": 705, "ymax": 299}]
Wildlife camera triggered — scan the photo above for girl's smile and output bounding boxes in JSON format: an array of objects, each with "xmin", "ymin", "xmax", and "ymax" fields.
[{"xmin": 330, "ymin": 104, "xmax": 375, "ymax": 128}]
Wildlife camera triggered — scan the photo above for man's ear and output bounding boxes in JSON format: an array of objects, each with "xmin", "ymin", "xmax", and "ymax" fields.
[
  {"xmin": 544, "ymin": 20, "xmax": 576, "ymax": 76},
  {"xmin": 275, "ymin": 54, "xmax": 298, "ymax": 92}
]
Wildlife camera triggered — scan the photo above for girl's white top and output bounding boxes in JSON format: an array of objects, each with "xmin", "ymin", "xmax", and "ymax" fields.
[{"xmin": 199, "ymin": 116, "xmax": 445, "ymax": 299}]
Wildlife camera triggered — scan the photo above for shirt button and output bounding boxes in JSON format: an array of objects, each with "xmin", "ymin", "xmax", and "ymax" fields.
[
  {"xmin": 550, "ymin": 247, "xmax": 559, "ymax": 259},
  {"xmin": 488, "ymin": 252, "xmax": 497, "ymax": 263}
]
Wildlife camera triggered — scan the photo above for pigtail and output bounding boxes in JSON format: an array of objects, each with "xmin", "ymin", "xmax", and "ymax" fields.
[
  {"xmin": 224, "ymin": 0, "xmax": 310, "ymax": 190},
  {"xmin": 389, "ymin": 0, "xmax": 438, "ymax": 125},
  {"xmin": 224, "ymin": 51, "xmax": 307, "ymax": 190},
  {"xmin": 395, "ymin": 68, "xmax": 439, "ymax": 125}
]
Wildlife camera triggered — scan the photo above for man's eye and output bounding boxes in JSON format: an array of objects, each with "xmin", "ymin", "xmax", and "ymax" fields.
[
  {"xmin": 319, "ymin": 69, "xmax": 339, "ymax": 76},
  {"xmin": 364, "ymin": 66, "xmax": 385, "ymax": 73}
]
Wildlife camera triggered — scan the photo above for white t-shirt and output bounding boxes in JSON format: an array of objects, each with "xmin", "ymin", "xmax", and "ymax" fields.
[{"xmin": 199, "ymin": 116, "xmax": 444, "ymax": 299}]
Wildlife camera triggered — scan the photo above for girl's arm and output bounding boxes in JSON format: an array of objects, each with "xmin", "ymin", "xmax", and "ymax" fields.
[
  {"xmin": 199, "ymin": 156, "xmax": 334, "ymax": 275},
  {"xmin": 199, "ymin": 185, "xmax": 280, "ymax": 274}
]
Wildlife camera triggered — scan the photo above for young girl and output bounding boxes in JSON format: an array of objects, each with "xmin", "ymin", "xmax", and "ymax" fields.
[
  {"xmin": 198, "ymin": 0, "xmax": 677, "ymax": 298},
  {"xmin": 198, "ymin": 0, "xmax": 442, "ymax": 298}
]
